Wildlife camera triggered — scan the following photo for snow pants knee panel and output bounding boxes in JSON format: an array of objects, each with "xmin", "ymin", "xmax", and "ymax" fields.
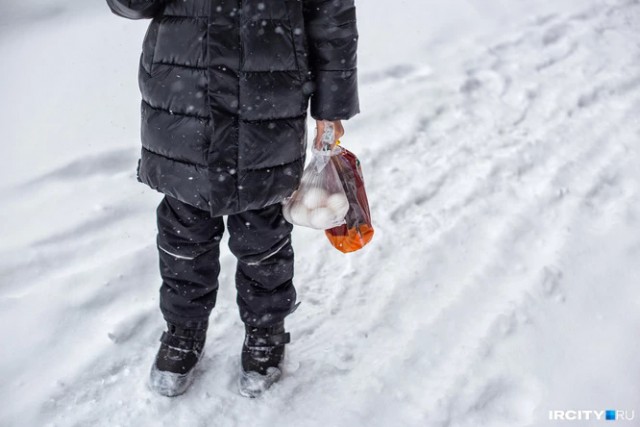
[
  {"xmin": 156, "ymin": 196, "xmax": 297, "ymax": 328},
  {"xmin": 157, "ymin": 196, "xmax": 223, "ymax": 324},
  {"xmin": 227, "ymin": 204, "xmax": 296, "ymax": 327}
]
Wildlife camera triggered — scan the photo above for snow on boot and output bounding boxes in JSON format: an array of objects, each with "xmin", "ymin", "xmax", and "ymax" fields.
[
  {"xmin": 149, "ymin": 321, "xmax": 207, "ymax": 397},
  {"xmin": 238, "ymin": 322, "xmax": 290, "ymax": 398}
]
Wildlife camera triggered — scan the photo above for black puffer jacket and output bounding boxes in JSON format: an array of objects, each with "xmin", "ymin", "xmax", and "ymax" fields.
[{"xmin": 107, "ymin": 0, "xmax": 359, "ymax": 215}]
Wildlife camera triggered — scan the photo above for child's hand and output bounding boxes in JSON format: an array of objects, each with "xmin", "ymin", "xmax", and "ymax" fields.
[{"xmin": 314, "ymin": 120, "xmax": 344, "ymax": 150}]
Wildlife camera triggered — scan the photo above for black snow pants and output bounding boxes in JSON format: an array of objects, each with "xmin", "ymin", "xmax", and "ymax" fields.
[{"xmin": 156, "ymin": 195, "xmax": 297, "ymax": 328}]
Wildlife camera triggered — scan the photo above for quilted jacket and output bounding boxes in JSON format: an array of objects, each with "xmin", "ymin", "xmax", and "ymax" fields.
[{"xmin": 107, "ymin": 0, "xmax": 359, "ymax": 215}]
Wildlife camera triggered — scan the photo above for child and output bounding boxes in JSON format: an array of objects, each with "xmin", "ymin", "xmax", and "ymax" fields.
[{"xmin": 106, "ymin": 0, "xmax": 359, "ymax": 397}]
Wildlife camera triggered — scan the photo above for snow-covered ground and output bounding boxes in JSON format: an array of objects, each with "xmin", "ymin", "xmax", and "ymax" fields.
[{"xmin": 2, "ymin": 0, "xmax": 640, "ymax": 426}]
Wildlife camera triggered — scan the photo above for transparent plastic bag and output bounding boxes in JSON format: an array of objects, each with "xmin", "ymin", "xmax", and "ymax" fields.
[
  {"xmin": 282, "ymin": 124, "xmax": 349, "ymax": 229},
  {"xmin": 325, "ymin": 146, "xmax": 374, "ymax": 253}
]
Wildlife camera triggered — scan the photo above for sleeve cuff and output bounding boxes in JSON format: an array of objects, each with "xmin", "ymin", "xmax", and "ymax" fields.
[{"xmin": 309, "ymin": 69, "xmax": 360, "ymax": 121}]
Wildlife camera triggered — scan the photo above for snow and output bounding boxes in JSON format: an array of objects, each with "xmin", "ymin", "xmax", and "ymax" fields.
[{"xmin": 2, "ymin": 0, "xmax": 640, "ymax": 426}]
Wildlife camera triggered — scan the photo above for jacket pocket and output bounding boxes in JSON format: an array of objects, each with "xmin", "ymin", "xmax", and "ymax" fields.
[
  {"xmin": 239, "ymin": 71, "xmax": 306, "ymax": 120},
  {"xmin": 284, "ymin": 0, "xmax": 309, "ymax": 74}
]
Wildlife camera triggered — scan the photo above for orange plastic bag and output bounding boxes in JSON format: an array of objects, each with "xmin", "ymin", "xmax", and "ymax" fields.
[{"xmin": 325, "ymin": 146, "xmax": 374, "ymax": 253}]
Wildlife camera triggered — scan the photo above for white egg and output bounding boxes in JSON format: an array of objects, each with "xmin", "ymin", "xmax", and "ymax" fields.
[
  {"xmin": 290, "ymin": 203, "xmax": 311, "ymax": 226},
  {"xmin": 309, "ymin": 207, "xmax": 337, "ymax": 229},
  {"xmin": 326, "ymin": 193, "xmax": 349, "ymax": 219},
  {"xmin": 302, "ymin": 187, "xmax": 329, "ymax": 210}
]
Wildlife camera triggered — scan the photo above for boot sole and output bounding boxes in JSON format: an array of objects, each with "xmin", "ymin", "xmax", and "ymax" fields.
[
  {"xmin": 238, "ymin": 366, "xmax": 282, "ymax": 398},
  {"xmin": 148, "ymin": 350, "xmax": 205, "ymax": 397}
]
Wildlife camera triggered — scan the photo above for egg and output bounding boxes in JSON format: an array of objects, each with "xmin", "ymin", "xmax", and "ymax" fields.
[
  {"xmin": 302, "ymin": 187, "xmax": 329, "ymax": 210},
  {"xmin": 290, "ymin": 203, "xmax": 311, "ymax": 226},
  {"xmin": 326, "ymin": 193, "xmax": 349, "ymax": 219},
  {"xmin": 309, "ymin": 207, "xmax": 336, "ymax": 229}
]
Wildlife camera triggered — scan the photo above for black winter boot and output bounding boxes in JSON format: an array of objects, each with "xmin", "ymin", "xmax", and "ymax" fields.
[
  {"xmin": 149, "ymin": 321, "xmax": 208, "ymax": 397},
  {"xmin": 238, "ymin": 321, "xmax": 290, "ymax": 398}
]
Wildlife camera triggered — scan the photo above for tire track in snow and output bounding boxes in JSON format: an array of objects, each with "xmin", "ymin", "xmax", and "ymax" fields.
[
  {"xmin": 283, "ymin": 2, "xmax": 640, "ymax": 425},
  {"xmin": 378, "ymin": 5, "xmax": 639, "ymax": 426},
  {"xmin": 13, "ymin": 1, "xmax": 640, "ymax": 426}
]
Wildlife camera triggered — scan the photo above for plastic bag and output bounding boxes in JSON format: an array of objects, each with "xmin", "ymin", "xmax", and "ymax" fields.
[
  {"xmin": 325, "ymin": 146, "xmax": 374, "ymax": 253},
  {"xmin": 282, "ymin": 145, "xmax": 349, "ymax": 230}
]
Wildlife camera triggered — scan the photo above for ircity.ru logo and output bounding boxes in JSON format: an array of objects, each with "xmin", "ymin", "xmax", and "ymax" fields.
[{"xmin": 549, "ymin": 409, "xmax": 635, "ymax": 422}]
